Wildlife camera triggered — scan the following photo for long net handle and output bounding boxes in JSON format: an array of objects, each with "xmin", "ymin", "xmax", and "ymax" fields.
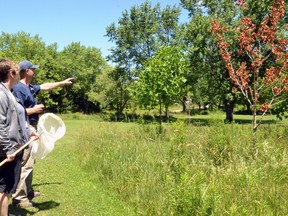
[{"xmin": 0, "ymin": 137, "xmax": 38, "ymax": 167}]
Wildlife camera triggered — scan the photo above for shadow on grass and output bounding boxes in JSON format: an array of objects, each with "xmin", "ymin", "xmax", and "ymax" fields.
[
  {"xmin": 106, "ymin": 112, "xmax": 279, "ymax": 126},
  {"xmin": 9, "ymin": 182, "xmax": 62, "ymax": 215},
  {"xmin": 183, "ymin": 118, "xmax": 277, "ymax": 126},
  {"xmin": 234, "ymin": 119, "xmax": 277, "ymax": 124},
  {"xmin": 32, "ymin": 182, "xmax": 63, "ymax": 187},
  {"xmin": 9, "ymin": 200, "xmax": 60, "ymax": 215}
]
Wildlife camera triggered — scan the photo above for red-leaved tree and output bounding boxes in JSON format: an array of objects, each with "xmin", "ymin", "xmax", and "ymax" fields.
[{"xmin": 211, "ymin": 0, "xmax": 288, "ymax": 156}]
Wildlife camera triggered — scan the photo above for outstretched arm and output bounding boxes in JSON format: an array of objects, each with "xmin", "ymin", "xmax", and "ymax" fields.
[{"xmin": 40, "ymin": 77, "xmax": 74, "ymax": 91}]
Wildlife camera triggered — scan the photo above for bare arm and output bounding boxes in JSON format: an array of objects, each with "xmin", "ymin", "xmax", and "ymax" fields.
[
  {"xmin": 40, "ymin": 77, "xmax": 74, "ymax": 91},
  {"xmin": 26, "ymin": 104, "xmax": 45, "ymax": 116}
]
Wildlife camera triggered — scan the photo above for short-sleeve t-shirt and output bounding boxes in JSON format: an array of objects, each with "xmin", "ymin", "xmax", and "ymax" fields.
[{"xmin": 12, "ymin": 82, "xmax": 41, "ymax": 124}]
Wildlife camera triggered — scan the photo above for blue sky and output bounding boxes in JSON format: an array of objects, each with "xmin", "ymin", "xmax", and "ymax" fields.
[{"xmin": 0, "ymin": 0, "xmax": 188, "ymax": 59}]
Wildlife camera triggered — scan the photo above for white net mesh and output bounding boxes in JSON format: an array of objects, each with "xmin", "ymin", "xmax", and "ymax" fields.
[{"xmin": 31, "ymin": 113, "xmax": 66, "ymax": 159}]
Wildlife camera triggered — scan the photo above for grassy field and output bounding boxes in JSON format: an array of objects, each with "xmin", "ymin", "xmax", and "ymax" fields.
[
  {"xmin": 9, "ymin": 119, "xmax": 136, "ymax": 216},
  {"xmin": 8, "ymin": 113, "xmax": 288, "ymax": 215}
]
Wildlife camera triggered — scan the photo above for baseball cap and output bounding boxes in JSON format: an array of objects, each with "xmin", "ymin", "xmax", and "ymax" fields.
[{"xmin": 19, "ymin": 60, "xmax": 39, "ymax": 71}]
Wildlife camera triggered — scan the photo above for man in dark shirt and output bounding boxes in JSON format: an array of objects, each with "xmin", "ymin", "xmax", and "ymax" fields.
[{"xmin": 12, "ymin": 60, "xmax": 73, "ymax": 208}]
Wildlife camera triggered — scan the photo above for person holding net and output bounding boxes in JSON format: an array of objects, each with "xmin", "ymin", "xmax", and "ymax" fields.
[{"xmin": 0, "ymin": 59, "xmax": 38, "ymax": 216}]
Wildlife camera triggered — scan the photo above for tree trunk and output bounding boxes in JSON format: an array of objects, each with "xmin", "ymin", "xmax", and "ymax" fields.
[
  {"xmin": 224, "ymin": 98, "xmax": 237, "ymax": 123},
  {"xmin": 159, "ymin": 102, "xmax": 163, "ymax": 134},
  {"xmin": 84, "ymin": 100, "xmax": 89, "ymax": 114},
  {"xmin": 182, "ymin": 96, "xmax": 187, "ymax": 112},
  {"xmin": 252, "ymin": 101, "xmax": 257, "ymax": 159},
  {"xmin": 245, "ymin": 100, "xmax": 252, "ymax": 114},
  {"xmin": 165, "ymin": 105, "xmax": 169, "ymax": 123},
  {"xmin": 252, "ymin": 109, "xmax": 257, "ymax": 158}
]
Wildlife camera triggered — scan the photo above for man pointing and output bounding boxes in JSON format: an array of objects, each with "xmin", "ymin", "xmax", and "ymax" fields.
[{"xmin": 12, "ymin": 60, "xmax": 73, "ymax": 208}]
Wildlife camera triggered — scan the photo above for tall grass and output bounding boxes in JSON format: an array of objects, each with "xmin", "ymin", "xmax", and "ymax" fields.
[{"xmin": 73, "ymin": 120, "xmax": 288, "ymax": 215}]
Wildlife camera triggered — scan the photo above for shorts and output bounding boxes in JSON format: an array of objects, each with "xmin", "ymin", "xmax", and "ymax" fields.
[{"xmin": 0, "ymin": 152, "xmax": 23, "ymax": 194}]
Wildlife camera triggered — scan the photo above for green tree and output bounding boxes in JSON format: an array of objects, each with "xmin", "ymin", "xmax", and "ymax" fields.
[
  {"xmin": 181, "ymin": 0, "xmax": 243, "ymax": 122},
  {"xmin": 182, "ymin": 13, "xmax": 227, "ymax": 114},
  {"xmin": 60, "ymin": 42, "xmax": 108, "ymax": 113},
  {"xmin": 88, "ymin": 66, "xmax": 131, "ymax": 120},
  {"xmin": 35, "ymin": 43, "xmax": 72, "ymax": 112},
  {"xmin": 106, "ymin": 0, "xmax": 181, "ymax": 69},
  {"xmin": 0, "ymin": 32, "xmax": 110, "ymax": 114},
  {"xmin": 134, "ymin": 46, "xmax": 188, "ymax": 124},
  {"xmin": 105, "ymin": 1, "xmax": 181, "ymax": 118},
  {"xmin": 0, "ymin": 31, "xmax": 46, "ymax": 61},
  {"xmin": 0, "ymin": 32, "xmax": 68, "ymax": 111}
]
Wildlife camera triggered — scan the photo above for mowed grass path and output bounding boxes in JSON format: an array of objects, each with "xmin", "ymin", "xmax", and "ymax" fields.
[{"xmin": 9, "ymin": 119, "xmax": 136, "ymax": 216}]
